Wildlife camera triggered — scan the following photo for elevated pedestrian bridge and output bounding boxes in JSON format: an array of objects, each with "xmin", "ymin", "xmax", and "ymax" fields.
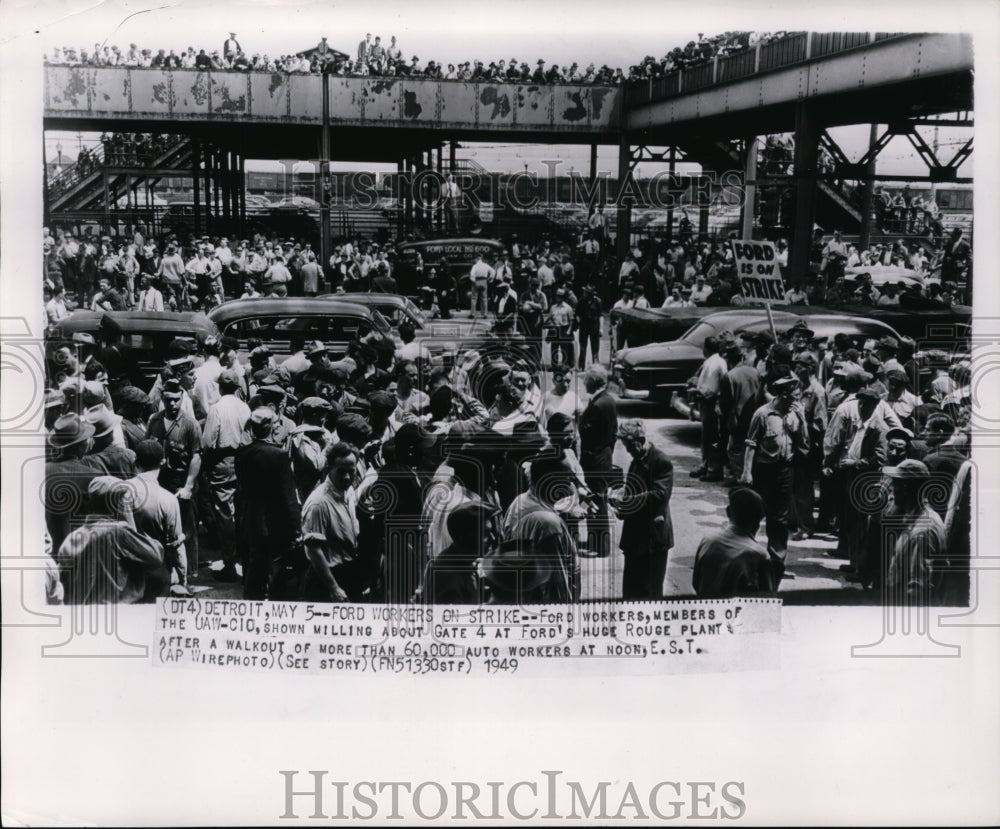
[
  {"xmin": 44, "ymin": 67, "xmax": 621, "ymax": 142},
  {"xmin": 626, "ymin": 32, "xmax": 973, "ymax": 139}
]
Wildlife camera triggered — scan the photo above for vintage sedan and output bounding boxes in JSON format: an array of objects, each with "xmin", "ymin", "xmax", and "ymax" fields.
[
  {"xmin": 207, "ymin": 297, "xmax": 393, "ymax": 362},
  {"xmin": 612, "ymin": 309, "xmax": 903, "ymax": 410},
  {"xmin": 50, "ymin": 310, "xmax": 219, "ymax": 390}
]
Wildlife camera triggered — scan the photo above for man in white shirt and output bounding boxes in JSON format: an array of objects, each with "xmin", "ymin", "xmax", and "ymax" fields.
[
  {"xmin": 661, "ymin": 287, "xmax": 691, "ymax": 308},
  {"xmin": 691, "ymin": 336, "xmax": 728, "ymax": 481},
  {"xmin": 690, "ymin": 276, "xmax": 713, "ymax": 305},
  {"xmin": 469, "ymin": 254, "xmax": 495, "ymax": 319},
  {"xmin": 135, "ymin": 274, "xmax": 164, "ymax": 311},
  {"xmin": 201, "ymin": 370, "xmax": 251, "ymax": 578},
  {"xmin": 543, "ymin": 364, "xmax": 582, "ymax": 424},
  {"xmin": 46, "ymin": 286, "xmax": 70, "ymax": 325}
]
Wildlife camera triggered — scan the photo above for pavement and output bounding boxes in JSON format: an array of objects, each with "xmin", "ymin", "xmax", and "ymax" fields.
[{"xmin": 188, "ymin": 315, "xmax": 871, "ymax": 605}]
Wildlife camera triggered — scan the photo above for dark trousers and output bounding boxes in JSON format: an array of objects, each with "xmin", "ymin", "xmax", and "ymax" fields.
[
  {"xmin": 752, "ymin": 461, "xmax": 793, "ymax": 555},
  {"xmin": 701, "ymin": 399, "xmax": 723, "ymax": 473},
  {"xmin": 200, "ymin": 477, "xmax": 237, "ymax": 567},
  {"xmin": 792, "ymin": 452, "xmax": 819, "ymax": 534},
  {"xmin": 577, "ymin": 324, "xmax": 600, "ymax": 369},
  {"xmin": 242, "ymin": 538, "xmax": 290, "ymax": 600},
  {"xmin": 582, "ymin": 457, "xmax": 613, "ymax": 557},
  {"xmin": 178, "ymin": 495, "xmax": 199, "ymax": 576},
  {"xmin": 622, "ymin": 547, "xmax": 669, "ymax": 600},
  {"xmin": 817, "ymin": 468, "xmax": 839, "ymax": 532}
]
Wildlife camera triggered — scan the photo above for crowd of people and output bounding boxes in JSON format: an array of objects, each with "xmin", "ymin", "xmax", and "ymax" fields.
[
  {"xmin": 41, "ymin": 294, "xmax": 669, "ymax": 606},
  {"xmin": 608, "ymin": 226, "xmax": 971, "ymax": 330},
  {"xmin": 627, "ymin": 32, "xmax": 797, "ymax": 81},
  {"xmin": 39, "ymin": 190, "xmax": 972, "ymax": 608},
  {"xmin": 682, "ymin": 311, "xmax": 971, "ymax": 604},
  {"xmin": 46, "ymin": 31, "xmax": 805, "ymax": 85},
  {"xmin": 45, "ymin": 33, "xmax": 626, "ymax": 84}
]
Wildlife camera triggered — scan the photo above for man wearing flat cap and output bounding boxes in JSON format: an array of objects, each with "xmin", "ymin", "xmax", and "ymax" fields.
[
  {"xmin": 879, "ymin": 460, "xmax": 947, "ymax": 603},
  {"xmin": 146, "ymin": 377, "xmax": 203, "ymax": 574},
  {"xmin": 741, "ymin": 373, "xmax": 809, "ymax": 558},
  {"xmin": 791, "ymin": 352, "xmax": 827, "ymax": 539}
]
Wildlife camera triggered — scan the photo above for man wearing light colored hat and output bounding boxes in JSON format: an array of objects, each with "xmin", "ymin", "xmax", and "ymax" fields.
[{"xmin": 880, "ymin": 459, "xmax": 946, "ymax": 603}]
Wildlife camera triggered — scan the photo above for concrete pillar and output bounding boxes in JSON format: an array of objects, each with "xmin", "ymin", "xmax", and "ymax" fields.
[
  {"xmin": 741, "ymin": 137, "xmax": 758, "ymax": 240},
  {"xmin": 788, "ymin": 101, "xmax": 821, "ymax": 284},
  {"xmin": 320, "ymin": 70, "xmax": 332, "ymax": 282},
  {"xmin": 859, "ymin": 123, "xmax": 878, "ymax": 250},
  {"xmin": 192, "ymin": 139, "xmax": 201, "ymax": 236},
  {"xmin": 616, "ymin": 136, "xmax": 632, "ymax": 263},
  {"xmin": 396, "ymin": 160, "xmax": 405, "ymax": 239}
]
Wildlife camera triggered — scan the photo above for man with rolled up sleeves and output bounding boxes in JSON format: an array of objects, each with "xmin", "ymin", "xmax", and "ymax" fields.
[{"xmin": 740, "ymin": 374, "xmax": 809, "ymax": 559}]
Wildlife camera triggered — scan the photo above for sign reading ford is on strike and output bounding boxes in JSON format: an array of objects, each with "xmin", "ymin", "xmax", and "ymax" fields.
[{"xmin": 730, "ymin": 240, "xmax": 788, "ymax": 304}]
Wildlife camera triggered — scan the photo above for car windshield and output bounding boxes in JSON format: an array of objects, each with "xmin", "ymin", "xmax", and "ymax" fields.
[
  {"xmin": 370, "ymin": 309, "xmax": 392, "ymax": 335},
  {"xmin": 679, "ymin": 320, "xmax": 721, "ymax": 346}
]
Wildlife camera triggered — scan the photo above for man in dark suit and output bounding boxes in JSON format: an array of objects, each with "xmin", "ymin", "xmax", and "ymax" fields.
[
  {"xmin": 612, "ymin": 419, "xmax": 674, "ymax": 599},
  {"xmin": 234, "ymin": 408, "xmax": 301, "ymax": 599},
  {"xmin": 578, "ymin": 364, "xmax": 618, "ymax": 557}
]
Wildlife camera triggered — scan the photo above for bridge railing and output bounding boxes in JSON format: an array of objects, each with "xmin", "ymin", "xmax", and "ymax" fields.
[
  {"xmin": 44, "ymin": 66, "xmax": 622, "ymax": 133},
  {"xmin": 626, "ymin": 32, "xmax": 912, "ymax": 107}
]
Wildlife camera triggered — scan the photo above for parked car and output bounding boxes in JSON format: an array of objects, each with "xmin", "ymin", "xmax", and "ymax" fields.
[
  {"xmin": 50, "ymin": 310, "xmax": 219, "ymax": 390},
  {"xmin": 612, "ymin": 309, "xmax": 903, "ymax": 411},
  {"xmin": 207, "ymin": 297, "xmax": 392, "ymax": 362},
  {"xmin": 244, "ymin": 194, "xmax": 273, "ymax": 212},
  {"xmin": 392, "ymin": 237, "xmax": 505, "ymax": 302},
  {"xmin": 272, "ymin": 195, "xmax": 321, "ymax": 210}
]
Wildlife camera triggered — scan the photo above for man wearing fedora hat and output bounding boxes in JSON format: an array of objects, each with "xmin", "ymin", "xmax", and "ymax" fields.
[
  {"xmin": 45, "ymin": 413, "xmax": 104, "ymax": 553},
  {"xmin": 84, "ymin": 404, "xmax": 136, "ymax": 480}
]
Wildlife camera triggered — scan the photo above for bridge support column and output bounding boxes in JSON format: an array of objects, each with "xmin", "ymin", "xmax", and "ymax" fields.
[
  {"xmin": 192, "ymin": 139, "xmax": 201, "ymax": 236},
  {"xmin": 789, "ymin": 101, "xmax": 821, "ymax": 284},
  {"xmin": 616, "ymin": 136, "xmax": 632, "ymax": 264},
  {"xmin": 859, "ymin": 123, "xmax": 878, "ymax": 249},
  {"xmin": 320, "ymin": 70, "xmax": 332, "ymax": 286},
  {"xmin": 741, "ymin": 138, "xmax": 758, "ymax": 240}
]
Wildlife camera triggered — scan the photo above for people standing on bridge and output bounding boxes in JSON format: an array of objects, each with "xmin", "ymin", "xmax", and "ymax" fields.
[{"xmin": 223, "ymin": 32, "xmax": 241, "ymax": 62}]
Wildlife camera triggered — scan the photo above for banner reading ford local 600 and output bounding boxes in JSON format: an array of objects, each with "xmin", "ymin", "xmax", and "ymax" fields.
[{"xmin": 730, "ymin": 240, "xmax": 788, "ymax": 304}]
